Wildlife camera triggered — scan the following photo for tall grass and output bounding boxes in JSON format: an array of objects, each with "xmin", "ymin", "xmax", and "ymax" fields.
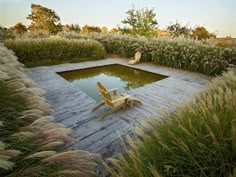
[
  {"xmin": 62, "ymin": 32, "xmax": 236, "ymax": 75},
  {"xmin": 106, "ymin": 68, "xmax": 236, "ymax": 177},
  {"xmin": 4, "ymin": 37, "xmax": 106, "ymax": 67},
  {"xmin": 0, "ymin": 43, "xmax": 100, "ymax": 177}
]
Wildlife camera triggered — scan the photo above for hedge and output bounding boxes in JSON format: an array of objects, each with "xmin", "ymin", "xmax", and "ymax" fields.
[
  {"xmin": 62, "ymin": 32, "xmax": 236, "ymax": 75},
  {"xmin": 4, "ymin": 37, "xmax": 106, "ymax": 66}
]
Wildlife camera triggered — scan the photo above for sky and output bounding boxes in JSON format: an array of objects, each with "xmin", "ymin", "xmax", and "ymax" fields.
[{"xmin": 0, "ymin": 0, "xmax": 236, "ymax": 37}]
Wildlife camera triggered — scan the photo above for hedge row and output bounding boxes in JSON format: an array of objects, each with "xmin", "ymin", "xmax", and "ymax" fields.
[
  {"xmin": 62, "ymin": 32, "xmax": 236, "ymax": 75},
  {"xmin": 4, "ymin": 37, "xmax": 105, "ymax": 66}
]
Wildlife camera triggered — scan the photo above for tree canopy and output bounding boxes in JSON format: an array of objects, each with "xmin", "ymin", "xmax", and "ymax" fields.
[
  {"xmin": 27, "ymin": 4, "xmax": 62, "ymax": 34},
  {"xmin": 167, "ymin": 22, "xmax": 216, "ymax": 40},
  {"xmin": 121, "ymin": 7, "xmax": 158, "ymax": 36},
  {"xmin": 101, "ymin": 26, "xmax": 108, "ymax": 33},
  {"xmin": 81, "ymin": 25, "xmax": 102, "ymax": 33},
  {"xmin": 9, "ymin": 23, "xmax": 27, "ymax": 36},
  {"xmin": 192, "ymin": 26, "xmax": 216, "ymax": 40},
  {"xmin": 167, "ymin": 21, "xmax": 191, "ymax": 37},
  {"xmin": 63, "ymin": 24, "xmax": 81, "ymax": 32},
  {"xmin": 110, "ymin": 28, "xmax": 118, "ymax": 33}
]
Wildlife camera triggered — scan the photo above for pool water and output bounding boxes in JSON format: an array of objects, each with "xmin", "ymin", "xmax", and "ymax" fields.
[{"xmin": 58, "ymin": 64, "xmax": 167, "ymax": 102}]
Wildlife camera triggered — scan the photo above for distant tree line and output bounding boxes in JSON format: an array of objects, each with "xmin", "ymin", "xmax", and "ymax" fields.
[
  {"xmin": 120, "ymin": 7, "xmax": 216, "ymax": 40},
  {"xmin": 167, "ymin": 21, "xmax": 216, "ymax": 40},
  {"xmin": 1, "ymin": 4, "xmax": 217, "ymax": 41}
]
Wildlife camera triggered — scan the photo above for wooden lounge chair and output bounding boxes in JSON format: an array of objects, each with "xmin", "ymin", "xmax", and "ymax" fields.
[
  {"xmin": 92, "ymin": 82, "xmax": 142, "ymax": 120},
  {"xmin": 128, "ymin": 51, "xmax": 142, "ymax": 65}
]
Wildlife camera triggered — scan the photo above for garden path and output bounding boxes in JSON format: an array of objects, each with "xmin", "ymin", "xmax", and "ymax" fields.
[{"xmin": 30, "ymin": 58, "xmax": 212, "ymax": 157}]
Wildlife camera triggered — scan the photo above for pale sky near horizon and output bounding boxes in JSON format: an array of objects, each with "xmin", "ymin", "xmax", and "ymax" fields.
[{"xmin": 0, "ymin": 0, "xmax": 235, "ymax": 37}]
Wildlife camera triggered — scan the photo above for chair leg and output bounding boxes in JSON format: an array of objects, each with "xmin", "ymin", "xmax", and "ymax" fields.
[
  {"xmin": 130, "ymin": 99, "xmax": 134, "ymax": 109},
  {"xmin": 99, "ymin": 109, "xmax": 114, "ymax": 120},
  {"xmin": 127, "ymin": 98, "xmax": 141, "ymax": 109},
  {"xmin": 99, "ymin": 106, "xmax": 122, "ymax": 120},
  {"xmin": 91, "ymin": 101, "xmax": 105, "ymax": 112},
  {"xmin": 133, "ymin": 98, "xmax": 142, "ymax": 105},
  {"xmin": 123, "ymin": 99, "xmax": 128, "ymax": 109}
]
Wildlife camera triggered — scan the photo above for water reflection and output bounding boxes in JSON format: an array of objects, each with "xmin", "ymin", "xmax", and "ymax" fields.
[{"xmin": 58, "ymin": 64, "xmax": 167, "ymax": 102}]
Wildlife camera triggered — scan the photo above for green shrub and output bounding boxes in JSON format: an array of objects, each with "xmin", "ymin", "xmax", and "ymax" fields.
[
  {"xmin": 0, "ymin": 43, "xmax": 99, "ymax": 176},
  {"xmin": 61, "ymin": 32, "xmax": 143, "ymax": 57},
  {"xmin": 4, "ymin": 37, "xmax": 105, "ymax": 66},
  {"xmin": 62, "ymin": 32, "xmax": 236, "ymax": 75},
  {"xmin": 107, "ymin": 68, "xmax": 236, "ymax": 177}
]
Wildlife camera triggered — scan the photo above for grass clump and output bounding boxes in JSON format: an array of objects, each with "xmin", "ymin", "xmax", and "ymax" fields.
[
  {"xmin": 62, "ymin": 32, "xmax": 236, "ymax": 75},
  {"xmin": 4, "ymin": 37, "xmax": 106, "ymax": 67},
  {"xmin": 106, "ymin": 68, "xmax": 236, "ymax": 177},
  {"xmin": 0, "ymin": 43, "xmax": 100, "ymax": 177}
]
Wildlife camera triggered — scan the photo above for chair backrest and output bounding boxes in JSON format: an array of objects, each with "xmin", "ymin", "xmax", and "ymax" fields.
[
  {"xmin": 134, "ymin": 51, "xmax": 142, "ymax": 62},
  {"xmin": 96, "ymin": 82, "xmax": 114, "ymax": 108}
]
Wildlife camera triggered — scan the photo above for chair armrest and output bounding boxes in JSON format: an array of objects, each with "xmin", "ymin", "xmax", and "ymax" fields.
[
  {"xmin": 108, "ymin": 88, "xmax": 118, "ymax": 92},
  {"xmin": 111, "ymin": 95, "xmax": 131, "ymax": 103},
  {"xmin": 108, "ymin": 88, "xmax": 118, "ymax": 95}
]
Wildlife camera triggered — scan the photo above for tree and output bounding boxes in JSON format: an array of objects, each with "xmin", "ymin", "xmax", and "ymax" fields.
[
  {"xmin": 121, "ymin": 7, "xmax": 158, "ymax": 36},
  {"xmin": 110, "ymin": 28, "xmax": 118, "ymax": 33},
  {"xmin": 27, "ymin": 4, "xmax": 62, "ymax": 34},
  {"xmin": 71, "ymin": 24, "xmax": 81, "ymax": 32},
  {"xmin": 101, "ymin": 26, "xmax": 108, "ymax": 33},
  {"xmin": 191, "ymin": 26, "xmax": 216, "ymax": 40},
  {"xmin": 63, "ymin": 24, "xmax": 81, "ymax": 32},
  {"xmin": 0, "ymin": 25, "xmax": 15, "ymax": 41},
  {"xmin": 81, "ymin": 25, "xmax": 101, "ymax": 33},
  {"xmin": 9, "ymin": 23, "xmax": 27, "ymax": 36},
  {"xmin": 0, "ymin": 25, "xmax": 7, "ymax": 34},
  {"xmin": 167, "ymin": 21, "xmax": 191, "ymax": 37}
]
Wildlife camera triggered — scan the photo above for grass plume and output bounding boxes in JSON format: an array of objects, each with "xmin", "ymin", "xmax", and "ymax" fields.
[
  {"xmin": 0, "ymin": 43, "xmax": 100, "ymax": 176},
  {"xmin": 107, "ymin": 68, "xmax": 236, "ymax": 177}
]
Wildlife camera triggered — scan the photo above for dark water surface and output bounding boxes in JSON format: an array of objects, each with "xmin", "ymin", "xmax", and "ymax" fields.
[{"xmin": 58, "ymin": 64, "xmax": 167, "ymax": 102}]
